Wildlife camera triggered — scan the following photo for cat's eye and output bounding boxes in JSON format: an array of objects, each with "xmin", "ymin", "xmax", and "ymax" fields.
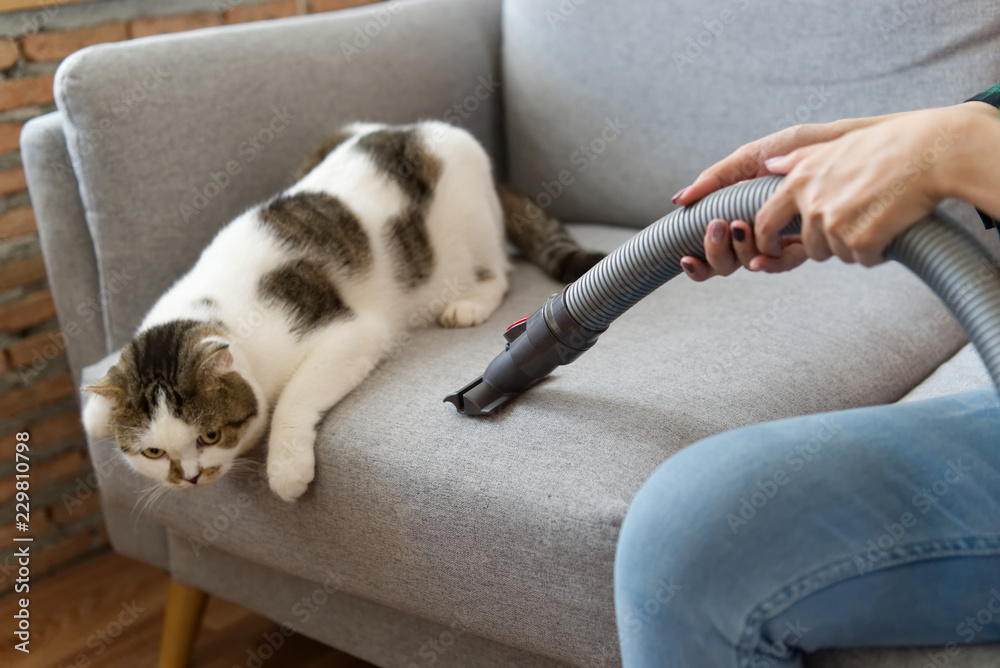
[
  {"xmin": 141, "ymin": 447, "xmax": 165, "ymax": 459},
  {"xmin": 197, "ymin": 431, "xmax": 221, "ymax": 446}
]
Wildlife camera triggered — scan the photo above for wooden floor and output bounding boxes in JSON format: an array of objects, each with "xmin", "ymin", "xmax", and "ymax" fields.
[{"xmin": 0, "ymin": 549, "xmax": 375, "ymax": 667}]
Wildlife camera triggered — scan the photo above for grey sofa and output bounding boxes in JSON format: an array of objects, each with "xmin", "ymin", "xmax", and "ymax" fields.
[{"xmin": 22, "ymin": 0, "xmax": 1000, "ymax": 666}]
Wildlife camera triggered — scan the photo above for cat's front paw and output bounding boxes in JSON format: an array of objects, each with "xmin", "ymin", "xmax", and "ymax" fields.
[
  {"xmin": 439, "ymin": 299, "xmax": 493, "ymax": 328},
  {"xmin": 267, "ymin": 429, "xmax": 316, "ymax": 502}
]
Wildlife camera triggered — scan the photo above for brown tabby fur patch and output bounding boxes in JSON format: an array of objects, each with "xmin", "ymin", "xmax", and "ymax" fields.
[
  {"xmin": 294, "ymin": 129, "xmax": 355, "ymax": 180},
  {"xmin": 258, "ymin": 259, "xmax": 353, "ymax": 335},
  {"xmin": 99, "ymin": 320, "xmax": 258, "ymax": 453},
  {"xmin": 260, "ymin": 192, "xmax": 372, "ymax": 274},
  {"xmin": 356, "ymin": 128, "xmax": 442, "ymax": 290}
]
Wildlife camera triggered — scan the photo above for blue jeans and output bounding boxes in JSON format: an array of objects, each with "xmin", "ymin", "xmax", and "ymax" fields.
[{"xmin": 615, "ymin": 387, "xmax": 1000, "ymax": 667}]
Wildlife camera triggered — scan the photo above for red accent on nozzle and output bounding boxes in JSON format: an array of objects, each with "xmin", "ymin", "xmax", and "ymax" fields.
[{"xmin": 507, "ymin": 316, "xmax": 530, "ymax": 331}]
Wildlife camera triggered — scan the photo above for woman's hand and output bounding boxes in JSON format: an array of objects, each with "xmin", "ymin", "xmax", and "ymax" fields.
[
  {"xmin": 673, "ymin": 115, "xmax": 903, "ymax": 208},
  {"xmin": 678, "ymin": 102, "xmax": 999, "ymax": 280}
]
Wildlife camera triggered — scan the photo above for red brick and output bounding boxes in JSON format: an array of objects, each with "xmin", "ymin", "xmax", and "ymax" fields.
[
  {"xmin": 0, "ymin": 511, "xmax": 47, "ymax": 545},
  {"xmin": 0, "ymin": 371, "xmax": 74, "ymax": 421},
  {"xmin": 0, "ymin": 206, "xmax": 36, "ymax": 240},
  {"xmin": 6, "ymin": 330, "xmax": 66, "ymax": 371},
  {"xmin": 32, "ymin": 447, "xmax": 88, "ymax": 489},
  {"xmin": 0, "ymin": 408, "xmax": 84, "ymax": 463},
  {"xmin": 22, "ymin": 22, "xmax": 128, "ymax": 62},
  {"xmin": 34, "ymin": 530, "xmax": 94, "ymax": 579},
  {"xmin": 48, "ymin": 489, "xmax": 100, "ymax": 527},
  {"xmin": 0, "ymin": 450, "xmax": 87, "ymax": 505},
  {"xmin": 311, "ymin": 0, "xmax": 377, "ymax": 11},
  {"xmin": 0, "ymin": 253, "xmax": 47, "ymax": 291},
  {"xmin": 0, "ymin": 73, "xmax": 55, "ymax": 112},
  {"xmin": 129, "ymin": 13, "xmax": 223, "ymax": 39},
  {"xmin": 225, "ymin": 0, "xmax": 299, "ymax": 23},
  {"xmin": 0, "ymin": 165, "xmax": 26, "ymax": 195},
  {"xmin": 0, "ymin": 39, "xmax": 18, "ymax": 70},
  {"xmin": 0, "ymin": 122, "xmax": 23, "ymax": 153},
  {"xmin": 0, "ymin": 289, "xmax": 55, "ymax": 333}
]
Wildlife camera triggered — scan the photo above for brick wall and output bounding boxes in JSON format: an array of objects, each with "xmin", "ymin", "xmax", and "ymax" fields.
[{"xmin": 0, "ymin": 0, "xmax": 378, "ymax": 595}]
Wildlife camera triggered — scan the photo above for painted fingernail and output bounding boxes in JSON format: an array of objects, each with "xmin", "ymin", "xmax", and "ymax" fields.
[
  {"xmin": 764, "ymin": 156, "xmax": 785, "ymax": 167},
  {"xmin": 681, "ymin": 260, "xmax": 695, "ymax": 274},
  {"xmin": 671, "ymin": 187, "xmax": 688, "ymax": 204},
  {"xmin": 709, "ymin": 220, "xmax": 726, "ymax": 242},
  {"xmin": 732, "ymin": 226, "xmax": 746, "ymax": 242}
]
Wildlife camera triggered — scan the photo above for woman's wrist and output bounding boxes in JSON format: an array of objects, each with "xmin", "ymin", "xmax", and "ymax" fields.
[{"xmin": 936, "ymin": 108, "xmax": 1000, "ymax": 216}]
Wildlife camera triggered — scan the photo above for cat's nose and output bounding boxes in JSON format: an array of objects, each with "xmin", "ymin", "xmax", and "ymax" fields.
[{"xmin": 186, "ymin": 472, "xmax": 201, "ymax": 484}]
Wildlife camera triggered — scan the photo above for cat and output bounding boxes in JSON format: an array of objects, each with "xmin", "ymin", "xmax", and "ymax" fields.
[{"xmin": 82, "ymin": 121, "xmax": 604, "ymax": 502}]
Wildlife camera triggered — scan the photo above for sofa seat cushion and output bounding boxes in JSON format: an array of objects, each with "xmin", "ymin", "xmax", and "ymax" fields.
[{"xmin": 87, "ymin": 219, "xmax": 997, "ymax": 666}]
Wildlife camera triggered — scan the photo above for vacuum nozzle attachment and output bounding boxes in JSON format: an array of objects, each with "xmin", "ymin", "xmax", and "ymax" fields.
[{"xmin": 444, "ymin": 290, "xmax": 604, "ymax": 416}]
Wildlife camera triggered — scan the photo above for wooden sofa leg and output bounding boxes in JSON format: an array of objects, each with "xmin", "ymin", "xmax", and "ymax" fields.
[{"xmin": 158, "ymin": 579, "xmax": 209, "ymax": 668}]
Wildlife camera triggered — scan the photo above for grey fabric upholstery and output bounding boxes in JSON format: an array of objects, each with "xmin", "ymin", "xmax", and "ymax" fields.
[
  {"xmin": 29, "ymin": 0, "xmax": 1000, "ymax": 666},
  {"xmin": 53, "ymin": 0, "xmax": 504, "ymax": 348},
  {"xmin": 503, "ymin": 0, "xmax": 1000, "ymax": 228},
  {"xmin": 901, "ymin": 342, "xmax": 992, "ymax": 403},
  {"xmin": 81, "ymin": 223, "xmax": 997, "ymax": 667},
  {"xmin": 20, "ymin": 112, "xmax": 106, "ymax": 385},
  {"xmin": 168, "ymin": 532, "xmax": 574, "ymax": 668}
]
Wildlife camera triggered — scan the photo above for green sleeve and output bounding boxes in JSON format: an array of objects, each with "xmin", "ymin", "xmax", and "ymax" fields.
[{"xmin": 966, "ymin": 83, "xmax": 1000, "ymax": 234}]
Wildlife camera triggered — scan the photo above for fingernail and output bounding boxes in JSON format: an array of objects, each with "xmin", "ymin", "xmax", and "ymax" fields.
[
  {"xmin": 764, "ymin": 156, "xmax": 785, "ymax": 167},
  {"xmin": 681, "ymin": 260, "xmax": 695, "ymax": 274},
  {"xmin": 732, "ymin": 226, "xmax": 746, "ymax": 243},
  {"xmin": 709, "ymin": 220, "xmax": 726, "ymax": 242},
  {"xmin": 671, "ymin": 187, "xmax": 688, "ymax": 204}
]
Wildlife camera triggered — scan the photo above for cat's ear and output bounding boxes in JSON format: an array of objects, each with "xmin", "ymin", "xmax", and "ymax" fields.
[
  {"xmin": 197, "ymin": 338, "xmax": 233, "ymax": 383},
  {"xmin": 84, "ymin": 374, "xmax": 124, "ymax": 404}
]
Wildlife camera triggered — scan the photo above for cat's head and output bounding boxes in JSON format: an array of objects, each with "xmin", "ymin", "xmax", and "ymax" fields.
[{"xmin": 84, "ymin": 320, "xmax": 265, "ymax": 489}]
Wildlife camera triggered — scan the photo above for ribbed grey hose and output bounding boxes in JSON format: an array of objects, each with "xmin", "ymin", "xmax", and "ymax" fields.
[{"xmin": 564, "ymin": 175, "xmax": 1000, "ymax": 392}]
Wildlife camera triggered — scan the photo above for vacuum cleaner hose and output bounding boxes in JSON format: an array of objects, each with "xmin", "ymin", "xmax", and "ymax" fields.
[{"xmin": 445, "ymin": 175, "xmax": 1000, "ymax": 415}]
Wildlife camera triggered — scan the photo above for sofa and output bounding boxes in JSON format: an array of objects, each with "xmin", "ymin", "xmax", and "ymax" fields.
[{"xmin": 22, "ymin": 0, "xmax": 1000, "ymax": 666}]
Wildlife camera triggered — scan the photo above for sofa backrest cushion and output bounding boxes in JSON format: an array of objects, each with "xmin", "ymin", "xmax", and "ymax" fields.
[
  {"xmin": 502, "ymin": 0, "xmax": 1000, "ymax": 227},
  {"xmin": 54, "ymin": 0, "xmax": 503, "ymax": 348}
]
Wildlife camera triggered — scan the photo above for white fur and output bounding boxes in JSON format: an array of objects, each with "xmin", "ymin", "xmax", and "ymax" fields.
[{"xmin": 89, "ymin": 122, "xmax": 510, "ymax": 501}]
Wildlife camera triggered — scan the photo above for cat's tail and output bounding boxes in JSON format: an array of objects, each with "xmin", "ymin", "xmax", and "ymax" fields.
[{"xmin": 496, "ymin": 184, "xmax": 605, "ymax": 283}]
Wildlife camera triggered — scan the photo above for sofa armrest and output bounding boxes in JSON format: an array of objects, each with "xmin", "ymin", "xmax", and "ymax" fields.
[
  {"xmin": 52, "ymin": 0, "xmax": 503, "ymax": 348},
  {"xmin": 21, "ymin": 112, "xmax": 107, "ymax": 386}
]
